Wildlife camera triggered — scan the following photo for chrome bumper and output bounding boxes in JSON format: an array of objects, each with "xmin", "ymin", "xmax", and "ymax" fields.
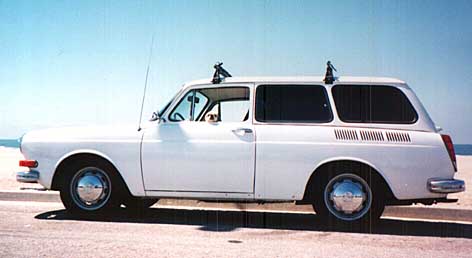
[
  {"xmin": 16, "ymin": 171, "xmax": 39, "ymax": 183},
  {"xmin": 428, "ymin": 178, "xmax": 465, "ymax": 193}
]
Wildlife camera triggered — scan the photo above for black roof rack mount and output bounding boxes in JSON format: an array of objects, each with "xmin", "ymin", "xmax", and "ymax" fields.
[
  {"xmin": 212, "ymin": 62, "xmax": 232, "ymax": 84},
  {"xmin": 323, "ymin": 61, "xmax": 337, "ymax": 84}
]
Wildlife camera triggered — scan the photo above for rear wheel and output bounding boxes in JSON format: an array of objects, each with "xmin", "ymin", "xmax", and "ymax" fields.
[
  {"xmin": 60, "ymin": 159, "xmax": 123, "ymax": 214},
  {"xmin": 313, "ymin": 169, "xmax": 385, "ymax": 229}
]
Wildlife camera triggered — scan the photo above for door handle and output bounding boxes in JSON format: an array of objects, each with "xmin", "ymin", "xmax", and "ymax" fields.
[{"xmin": 232, "ymin": 128, "xmax": 253, "ymax": 135}]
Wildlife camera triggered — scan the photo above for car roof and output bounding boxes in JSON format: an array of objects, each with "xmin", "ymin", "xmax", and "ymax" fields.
[{"xmin": 183, "ymin": 76, "xmax": 408, "ymax": 89}]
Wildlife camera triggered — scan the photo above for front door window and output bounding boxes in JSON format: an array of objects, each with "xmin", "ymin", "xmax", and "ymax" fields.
[{"xmin": 169, "ymin": 87, "xmax": 250, "ymax": 123}]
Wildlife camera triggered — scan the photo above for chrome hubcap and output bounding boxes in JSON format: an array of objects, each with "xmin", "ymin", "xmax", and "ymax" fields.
[
  {"xmin": 324, "ymin": 174, "xmax": 372, "ymax": 221},
  {"xmin": 70, "ymin": 167, "xmax": 111, "ymax": 211},
  {"xmin": 330, "ymin": 179, "xmax": 365, "ymax": 214},
  {"xmin": 77, "ymin": 174, "xmax": 105, "ymax": 203}
]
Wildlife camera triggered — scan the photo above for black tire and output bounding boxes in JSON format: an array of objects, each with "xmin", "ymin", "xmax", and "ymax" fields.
[
  {"xmin": 59, "ymin": 158, "xmax": 124, "ymax": 214},
  {"xmin": 312, "ymin": 163, "xmax": 385, "ymax": 230}
]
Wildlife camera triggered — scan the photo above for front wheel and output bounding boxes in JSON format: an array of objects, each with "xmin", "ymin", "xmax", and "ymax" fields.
[
  {"xmin": 60, "ymin": 160, "xmax": 122, "ymax": 214},
  {"xmin": 313, "ymin": 172, "xmax": 385, "ymax": 228}
]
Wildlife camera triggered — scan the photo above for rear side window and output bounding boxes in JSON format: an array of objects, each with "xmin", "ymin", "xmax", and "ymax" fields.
[
  {"xmin": 255, "ymin": 85, "xmax": 333, "ymax": 123},
  {"xmin": 332, "ymin": 85, "xmax": 417, "ymax": 124}
]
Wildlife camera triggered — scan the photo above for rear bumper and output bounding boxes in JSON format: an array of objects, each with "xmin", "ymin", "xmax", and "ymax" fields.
[
  {"xmin": 428, "ymin": 178, "xmax": 465, "ymax": 193},
  {"xmin": 16, "ymin": 171, "xmax": 39, "ymax": 183}
]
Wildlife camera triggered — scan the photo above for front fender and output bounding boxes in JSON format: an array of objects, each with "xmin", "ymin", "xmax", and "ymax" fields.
[
  {"xmin": 54, "ymin": 149, "xmax": 118, "ymax": 173},
  {"xmin": 51, "ymin": 148, "xmax": 145, "ymax": 197}
]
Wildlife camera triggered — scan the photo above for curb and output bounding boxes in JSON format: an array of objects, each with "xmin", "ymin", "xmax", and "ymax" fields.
[
  {"xmin": 0, "ymin": 190, "xmax": 60, "ymax": 203},
  {"xmin": 1, "ymin": 190, "xmax": 471, "ymax": 223},
  {"xmin": 383, "ymin": 206, "xmax": 472, "ymax": 223}
]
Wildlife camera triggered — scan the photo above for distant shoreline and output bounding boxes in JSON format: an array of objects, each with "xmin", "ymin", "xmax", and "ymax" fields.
[
  {"xmin": 455, "ymin": 144, "xmax": 472, "ymax": 156},
  {"xmin": 0, "ymin": 139, "xmax": 20, "ymax": 149}
]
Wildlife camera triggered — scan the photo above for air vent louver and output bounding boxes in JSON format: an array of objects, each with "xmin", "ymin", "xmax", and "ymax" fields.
[
  {"xmin": 386, "ymin": 131, "xmax": 411, "ymax": 143},
  {"xmin": 359, "ymin": 130, "xmax": 384, "ymax": 142},
  {"xmin": 334, "ymin": 128, "xmax": 411, "ymax": 143},
  {"xmin": 334, "ymin": 129, "xmax": 359, "ymax": 141}
]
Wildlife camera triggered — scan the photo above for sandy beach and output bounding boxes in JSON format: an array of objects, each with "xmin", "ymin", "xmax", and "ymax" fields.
[
  {"xmin": 0, "ymin": 147, "xmax": 26, "ymax": 190},
  {"xmin": 1, "ymin": 147, "xmax": 470, "ymax": 210}
]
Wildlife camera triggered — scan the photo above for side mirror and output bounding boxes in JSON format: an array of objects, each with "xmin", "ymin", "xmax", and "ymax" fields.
[{"xmin": 150, "ymin": 111, "xmax": 162, "ymax": 122}]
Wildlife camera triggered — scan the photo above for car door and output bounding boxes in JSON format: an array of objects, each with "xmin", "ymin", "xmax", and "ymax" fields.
[{"xmin": 141, "ymin": 84, "xmax": 255, "ymax": 193}]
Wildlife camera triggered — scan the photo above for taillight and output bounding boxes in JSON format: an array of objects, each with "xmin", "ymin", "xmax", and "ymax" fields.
[
  {"xmin": 19, "ymin": 160, "xmax": 38, "ymax": 168},
  {"xmin": 441, "ymin": 134, "xmax": 457, "ymax": 171}
]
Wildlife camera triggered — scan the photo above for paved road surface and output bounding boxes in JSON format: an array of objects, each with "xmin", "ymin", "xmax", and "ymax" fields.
[{"xmin": 1, "ymin": 201, "xmax": 471, "ymax": 258}]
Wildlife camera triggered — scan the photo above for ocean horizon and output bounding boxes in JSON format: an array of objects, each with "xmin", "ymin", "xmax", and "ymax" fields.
[
  {"xmin": 1, "ymin": 138, "xmax": 471, "ymax": 155},
  {"xmin": 0, "ymin": 139, "xmax": 21, "ymax": 148}
]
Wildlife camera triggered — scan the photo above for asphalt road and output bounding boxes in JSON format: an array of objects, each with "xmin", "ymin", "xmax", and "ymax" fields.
[{"xmin": 1, "ymin": 200, "xmax": 472, "ymax": 258}]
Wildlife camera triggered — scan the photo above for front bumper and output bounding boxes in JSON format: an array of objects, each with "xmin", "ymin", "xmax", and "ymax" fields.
[
  {"xmin": 16, "ymin": 171, "xmax": 39, "ymax": 183},
  {"xmin": 428, "ymin": 178, "xmax": 465, "ymax": 193}
]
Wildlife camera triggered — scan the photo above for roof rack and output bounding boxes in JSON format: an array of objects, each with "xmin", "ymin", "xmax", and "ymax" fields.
[
  {"xmin": 212, "ymin": 62, "xmax": 232, "ymax": 84},
  {"xmin": 323, "ymin": 61, "xmax": 337, "ymax": 84}
]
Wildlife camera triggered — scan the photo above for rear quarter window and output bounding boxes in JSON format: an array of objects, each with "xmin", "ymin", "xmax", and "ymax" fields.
[
  {"xmin": 255, "ymin": 85, "xmax": 333, "ymax": 123},
  {"xmin": 331, "ymin": 85, "xmax": 417, "ymax": 124}
]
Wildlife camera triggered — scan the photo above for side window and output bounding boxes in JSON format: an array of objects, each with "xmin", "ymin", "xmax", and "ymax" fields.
[
  {"xmin": 331, "ymin": 85, "xmax": 417, "ymax": 124},
  {"xmin": 169, "ymin": 90, "xmax": 209, "ymax": 122},
  {"xmin": 198, "ymin": 87, "xmax": 250, "ymax": 122},
  {"xmin": 192, "ymin": 91, "xmax": 208, "ymax": 120},
  {"xmin": 220, "ymin": 100, "xmax": 250, "ymax": 122},
  {"xmin": 255, "ymin": 85, "xmax": 333, "ymax": 123},
  {"xmin": 169, "ymin": 87, "xmax": 249, "ymax": 122}
]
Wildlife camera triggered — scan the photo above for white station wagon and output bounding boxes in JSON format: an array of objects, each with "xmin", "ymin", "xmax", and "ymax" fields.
[{"xmin": 17, "ymin": 63, "xmax": 465, "ymax": 225}]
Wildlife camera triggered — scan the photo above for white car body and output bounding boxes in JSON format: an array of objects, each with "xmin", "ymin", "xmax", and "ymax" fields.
[{"xmin": 18, "ymin": 76, "xmax": 464, "ymax": 206}]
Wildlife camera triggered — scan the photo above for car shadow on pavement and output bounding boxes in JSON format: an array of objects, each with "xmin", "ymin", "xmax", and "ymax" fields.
[{"xmin": 35, "ymin": 207, "xmax": 472, "ymax": 238}]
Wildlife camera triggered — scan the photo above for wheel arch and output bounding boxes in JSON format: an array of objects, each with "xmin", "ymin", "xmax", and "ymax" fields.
[
  {"xmin": 300, "ymin": 157, "xmax": 396, "ymax": 204},
  {"xmin": 50, "ymin": 149, "xmax": 129, "ymax": 194}
]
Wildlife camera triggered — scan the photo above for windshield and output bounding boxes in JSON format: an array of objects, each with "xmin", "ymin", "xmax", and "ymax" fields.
[
  {"xmin": 157, "ymin": 89, "xmax": 182, "ymax": 118},
  {"xmin": 157, "ymin": 98, "xmax": 173, "ymax": 117}
]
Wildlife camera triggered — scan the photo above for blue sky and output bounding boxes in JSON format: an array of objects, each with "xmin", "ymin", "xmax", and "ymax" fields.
[{"xmin": 1, "ymin": 0, "xmax": 471, "ymax": 143}]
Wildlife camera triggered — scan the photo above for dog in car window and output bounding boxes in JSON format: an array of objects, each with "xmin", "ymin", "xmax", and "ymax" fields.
[{"xmin": 205, "ymin": 111, "xmax": 219, "ymax": 123}]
